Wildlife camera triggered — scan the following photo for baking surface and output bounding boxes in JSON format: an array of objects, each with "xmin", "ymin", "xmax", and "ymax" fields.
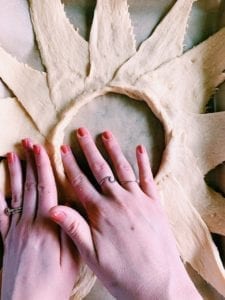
[{"xmin": 1, "ymin": 1, "xmax": 225, "ymax": 299}]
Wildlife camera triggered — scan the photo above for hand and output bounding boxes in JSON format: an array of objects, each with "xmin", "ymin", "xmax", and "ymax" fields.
[
  {"xmin": 49, "ymin": 128, "xmax": 201, "ymax": 300},
  {"xmin": 0, "ymin": 139, "xmax": 79, "ymax": 300}
]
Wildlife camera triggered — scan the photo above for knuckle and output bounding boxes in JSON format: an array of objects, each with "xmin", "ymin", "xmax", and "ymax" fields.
[
  {"xmin": 91, "ymin": 161, "xmax": 108, "ymax": 174},
  {"xmin": 11, "ymin": 193, "xmax": 22, "ymax": 205},
  {"xmin": 37, "ymin": 183, "xmax": 51, "ymax": 195},
  {"xmin": 116, "ymin": 161, "xmax": 132, "ymax": 173},
  {"xmin": 142, "ymin": 176, "xmax": 153, "ymax": 186},
  {"xmin": 24, "ymin": 181, "xmax": 36, "ymax": 192},
  {"xmin": 70, "ymin": 174, "xmax": 86, "ymax": 188}
]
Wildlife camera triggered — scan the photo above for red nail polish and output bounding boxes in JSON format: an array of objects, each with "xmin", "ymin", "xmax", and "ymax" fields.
[
  {"xmin": 22, "ymin": 138, "xmax": 30, "ymax": 149},
  {"xmin": 7, "ymin": 152, "xmax": 15, "ymax": 164},
  {"xmin": 137, "ymin": 145, "xmax": 145, "ymax": 154},
  {"xmin": 60, "ymin": 145, "xmax": 70, "ymax": 154},
  {"xmin": 77, "ymin": 127, "xmax": 88, "ymax": 137},
  {"xmin": 102, "ymin": 131, "xmax": 112, "ymax": 140},
  {"xmin": 50, "ymin": 211, "xmax": 66, "ymax": 222},
  {"xmin": 33, "ymin": 144, "xmax": 41, "ymax": 155}
]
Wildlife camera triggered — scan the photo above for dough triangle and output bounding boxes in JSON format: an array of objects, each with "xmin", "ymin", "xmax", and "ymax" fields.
[
  {"xmin": 30, "ymin": 0, "xmax": 89, "ymax": 112},
  {"xmin": 185, "ymin": 112, "xmax": 225, "ymax": 174},
  {"xmin": 87, "ymin": 0, "xmax": 136, "ymax": 89},
  {"xmin": 112, "ymin": 0, "xmax": 197, "ymax": 86},
  {"xmin": 159, "ymin": 173, "xmax": 225, "ymax": 296},
  {"xmin": 137, "ymin": 28, "xmax": 225, "ymax": 114},
  {"xmin": 0, "ymin": 46, "xmax": 57, "ymax": 135}
]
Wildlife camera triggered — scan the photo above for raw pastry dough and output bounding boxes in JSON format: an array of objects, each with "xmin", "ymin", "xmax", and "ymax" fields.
[
  {"xmin": 0, "ymin": 97, "xmax": 44, "ymax": 156},
  {"xmin": 1, "ymin": 0, "xmax": 225, "ymax": 298}
]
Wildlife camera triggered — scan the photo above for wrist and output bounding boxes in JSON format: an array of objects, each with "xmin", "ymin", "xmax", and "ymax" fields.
[
  {"xmin": 1, "ymin": 290, "xmax": 70, "ymax": 300},
  {"xmin": 116, "ymin": 268, "xmax": 202, "ymax": 300},
  {"xmin": 1, "ymin": 281, "xmax": 70, "ymax": 300}
]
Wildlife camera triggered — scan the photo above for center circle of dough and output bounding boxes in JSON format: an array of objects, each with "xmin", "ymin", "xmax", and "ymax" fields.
[
  {"xmin": 51, "ymin": 88, "xmax": 165, "ymax": 193},
  {"xmin": 64, "ymin": 92, "xmax": 165, "ymax": 178}
]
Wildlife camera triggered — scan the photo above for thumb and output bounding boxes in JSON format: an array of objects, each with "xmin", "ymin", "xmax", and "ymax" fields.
[{"xmin": 49, "ymin": 206, "xmax": 95, "ymax": 263}]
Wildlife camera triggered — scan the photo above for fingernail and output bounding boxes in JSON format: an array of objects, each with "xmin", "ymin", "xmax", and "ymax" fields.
[
  {"xmin": 137, "ymin": 145, "xmax": 145, "ymax": 154},
  {"xmin": 22, "ymin": 138, "xmax": 30, "ymax": 149},
  {"xmin": 77, "ymin": 127, "xmax": 88, "ymax": 137},
  {"xmin": 102, "ymin": 131, "xmax": 112, "ymax": 140},
  {"xmin": 60, "ymin": 145, "xmax": 70, "ymax": 154},
  {"xmin": 33, "ymin": 144, "xmax": 41, "ymax": 155},
  {"xmin": 7, "ymin": 152, "xmax": 15, "ymax": 164},
  {"xmin": 50, "ymin": 210, "xmax": 66, "ymax": 222}
]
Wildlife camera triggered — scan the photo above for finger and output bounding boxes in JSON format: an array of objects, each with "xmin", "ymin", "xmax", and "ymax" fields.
[
  {"xmin": 0, "ymin": 192, "xmax": 10, "ymax": 240},
  {"xmin": 7, "ymin": 152, "xmax": 23, "ymax": 223},
  {"xmin": 102, "ymin": 131, "xmax": 138, "ymax": 192},
  {"xmin": 136, "ymin": 145, "xmax": 159, "ymax": 200},
  {"xmin": 76, "ymin": 128, "xmax": 121, "ymax": 194},
  {"xmin": 49, "ymin": 206, "xmax": 96, "ymax": 265},
  {"xmin": 60, "ymin": 145, "xmax": 99, "ymax": 206},
  {"xmin": 21, "ymin": 138, "xmax": 37, "ymax": 221},
  {"xmin": 33, "ymin": 144, "xmax": 57, "ymax": 217}
]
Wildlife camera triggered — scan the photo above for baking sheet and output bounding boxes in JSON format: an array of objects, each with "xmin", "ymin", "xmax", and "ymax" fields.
[{"xmin": 0, "ymin": 1, "xmax": 225, "ymax": 299}]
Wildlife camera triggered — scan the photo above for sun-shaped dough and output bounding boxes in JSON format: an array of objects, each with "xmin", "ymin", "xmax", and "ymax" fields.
[{"xmin": 1, "ymin": 0, "xmax": 225, "ymax": 298}]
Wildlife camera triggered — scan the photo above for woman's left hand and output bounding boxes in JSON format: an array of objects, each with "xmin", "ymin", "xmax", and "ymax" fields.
[{"xmin": 0, "ymin": 139, "xmax": 80, "ymax": 300}]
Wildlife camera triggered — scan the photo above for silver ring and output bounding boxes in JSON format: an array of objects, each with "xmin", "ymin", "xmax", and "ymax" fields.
[
  {"xmin": 99, "ymin": 176, "xmax": 116, "ymax": 186},
  {"xmin": 120, "ymin": 179, "xmax": 139, "ymax": 185},
  {"xmin": 5, "ymin": 207, "xmax": 22, "ymax": 216}
]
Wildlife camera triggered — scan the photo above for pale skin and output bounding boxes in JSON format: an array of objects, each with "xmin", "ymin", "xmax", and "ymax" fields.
[
  {"xmin": 0, "ymin": 139, "xmax": 79, "ymax": 300},
  {"xmin": 50, "ymin": 128, "xmax": 201, "ymax": 300},
  {"xmin": 0, "ymin": 128, "xmax": 201, "ymax": 299}
]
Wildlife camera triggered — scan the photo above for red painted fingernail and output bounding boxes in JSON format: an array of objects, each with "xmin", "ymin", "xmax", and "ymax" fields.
[
  {"xmin": 33, "ymin": 144, "xmax": 41, "ymax": 155},
  {"xmin": 22, "ymin": 138, "xmax": 30, "ymax": 149},
  {"xmin": 137, "ymin": 145, "xmax": 145, "ymax": 154},
  {"xmin": 77, "ymin": 127, "xmax": 88, "ymax": 137},
  {"xmin": 60, "ymin": 145, "xmax": 70, "ymax": 154},
  {"xmin": 50, "ymin": 210, "xmax": 66, "ymax": 222},
  {"xmin": 102, "ymin": 131, "xmax": 112, "ymax": 140},
  {"xmin": 7, "ymin": 152, "xmax": 15, "ymax": 164}
]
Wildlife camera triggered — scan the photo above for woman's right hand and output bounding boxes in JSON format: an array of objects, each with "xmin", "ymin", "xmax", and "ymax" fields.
[{"xmin": 49, "ymin": 128, "xmax": 201, "ymax": 300}]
